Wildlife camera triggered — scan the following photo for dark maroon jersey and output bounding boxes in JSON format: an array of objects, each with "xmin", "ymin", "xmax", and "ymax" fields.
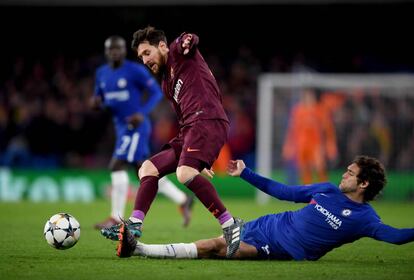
[{"xmin": 162, "ymin": 33, "xmax": 229, "ymax": 127}]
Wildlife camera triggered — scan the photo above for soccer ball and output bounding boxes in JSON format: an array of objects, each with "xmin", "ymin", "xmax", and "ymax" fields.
[{"xmin": 43, "ymin": 213, "xmax": 81, "ymax": 250}]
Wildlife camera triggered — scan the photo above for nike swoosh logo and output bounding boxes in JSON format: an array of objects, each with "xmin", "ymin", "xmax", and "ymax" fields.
[{"xmin": 186, "ymin": 147, "xmax": 200, "ymax": 152}]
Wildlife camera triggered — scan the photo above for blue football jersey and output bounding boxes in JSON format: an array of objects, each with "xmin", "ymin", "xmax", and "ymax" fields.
[
  {"xmin": 240, "ymin": 168, "xmax": 414, "ymax": 260},
  {"xmin": 94, "ymin": 60, "xmax": 163, "ymax": 163}
]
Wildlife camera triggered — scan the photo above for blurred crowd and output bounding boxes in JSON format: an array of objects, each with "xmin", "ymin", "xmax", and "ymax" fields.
[
  {"xmin": 1, "ymin": 47, "xmax": 413, "ymax": 174},
  {"xmin": 276, "ymin": 87, "xmax": 414, "ymax": 185}
]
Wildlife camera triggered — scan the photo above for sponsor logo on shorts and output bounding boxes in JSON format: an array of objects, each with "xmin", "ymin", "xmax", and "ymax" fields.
[{"xmin": 261, "ymin": 245, "xmax": 270, "ymax": 255}]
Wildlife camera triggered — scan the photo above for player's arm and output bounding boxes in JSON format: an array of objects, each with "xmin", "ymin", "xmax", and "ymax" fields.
[
  {"xmin": 90, "ymin": 71, "xmax": 105, "ymax": 110},
  {"xmin": 125, "ymin": 113, "xmax": 145, "ymax": 129},
  {"xmin": 89, "ymin": 95, "xmax": 103, "ymax": 110},
  {"xmin": 227, "ymin": 160, "xmax": 318, "ymax": 203},
  {"xmin": 126, "ymin": 66, "xmax": 163, "ymax": 129},
  {"xmin": 135, "ymin": 65, "xmax": 163, "ymax": 115},
  {"xmin": 366, "ymin": 223, "xmax": 414, "ymax": 245},
  {"xmin": 177, "ymin": 32, "xmax": 199, "ymax": 56}
]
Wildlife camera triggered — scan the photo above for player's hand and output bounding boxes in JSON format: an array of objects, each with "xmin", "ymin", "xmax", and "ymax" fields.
[
  {"xmin": 182, "ymin": 34, "xmax": 193, "ymax": 55},
  {"xmin": 227, "ymin": 160, "xmax": 246, "ymax": 177},
  {"xmin": 89, "ymin": 96, "xmax": 102, "ymax": 110},
  {"xmin": 126, "ymin": 113, "xmax": 144, "ymax": 129},
  {"xmin": 201, "ymin": 168, "xmax": 215, "ymax": 179}
]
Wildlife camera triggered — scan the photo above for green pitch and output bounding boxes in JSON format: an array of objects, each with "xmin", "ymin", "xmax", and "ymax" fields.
[{"xmin": 1, "ymin": 198, "xmax": 413, "ymax": 280}]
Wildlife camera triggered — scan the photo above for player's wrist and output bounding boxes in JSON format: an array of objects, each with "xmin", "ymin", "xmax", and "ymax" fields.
[{"xmin": 240, "ymin": 167, "xmax": 249, "ymax": 178}]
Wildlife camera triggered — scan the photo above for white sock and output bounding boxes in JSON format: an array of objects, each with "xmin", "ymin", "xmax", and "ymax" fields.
[
  {"xmin": 221, "ymin": 218, "xmax": 235, "ymax": 229},
  {"xmin": 129, "ymin": 217, "xmax": 143, "ymax": 224},
  {"xmin": 110, "ymin": 170, "xmax": 129, "ymax": 220},
  {"xmin": 158, "ymin": 176, "xmax": 186, "ymax": 205},
  {"xmin": 133, "ymin": 241, "xmax": 198, "ymax": 259}
]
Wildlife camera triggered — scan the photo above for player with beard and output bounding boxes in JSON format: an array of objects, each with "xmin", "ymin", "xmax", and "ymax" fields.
[
  {"xmin": 101, "ymin": 27, "xmax": 243, "ymax": 258},
  {"xmin": 116, "ymin": 155, "xmax": 414, "ymax": 261},
  {"xmin": 92, "ymin": 35, "xmax": 194, "ymax": 230}
]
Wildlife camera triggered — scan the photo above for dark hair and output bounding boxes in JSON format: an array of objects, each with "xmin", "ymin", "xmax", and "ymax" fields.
[
  {"xmin": 104, "ymin": 35, "xmax": 126, "ymax": 50},
  {"xmin": 131, "ymin": 26, "xmax": 167, "ymax": 51},
  {"xmin": 106, "ymin": 35, "xmax": 125, "ymax": 44},
  {"xmin": 353, "ymin": 155, "xmax": 387, "ymax": 202}
]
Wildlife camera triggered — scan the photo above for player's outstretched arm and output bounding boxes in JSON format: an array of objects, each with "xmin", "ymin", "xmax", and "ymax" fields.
[
  {"xmin": 227, "ymin": 160, "xmax": 246, "ymax": 177},
  {"xmin": 230, "ymin": 161, "xmax": 317, "ymax": 203},
  {"xmin": 370, "ymin": 224, "xmax": 414, "ymax": 245},
  {"xmin": 179, "ymin": 33, "xmax": 199, "ymax": 55}
]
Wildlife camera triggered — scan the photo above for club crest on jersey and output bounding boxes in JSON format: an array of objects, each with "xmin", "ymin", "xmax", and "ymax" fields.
[
  {"xmin": 341, "ymin": 209, "xmax": 352, "ymax": 217},
  {"xmin": 117, "ymin": 78, "xmax": 127, "ymax": 88}
]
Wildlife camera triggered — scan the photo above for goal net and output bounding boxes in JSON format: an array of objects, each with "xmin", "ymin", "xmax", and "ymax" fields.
[{"xmin": 256, "ymin": 73, "xmax": 414, "ymax": 203}]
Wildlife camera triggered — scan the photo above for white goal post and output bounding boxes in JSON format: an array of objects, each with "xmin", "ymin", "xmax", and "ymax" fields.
[{"xmin": 256, "ymin": 73, "xmax": 414, "ymax": 204}]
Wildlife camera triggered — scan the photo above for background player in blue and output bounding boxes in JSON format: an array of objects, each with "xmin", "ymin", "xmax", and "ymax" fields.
[
  {"xmin": 115, "ymin": 155, "xmax": 414, "ymax": 260},
  {"xmin": 91, "ymin": 35, "xmax": 194, "ymax": 230}
]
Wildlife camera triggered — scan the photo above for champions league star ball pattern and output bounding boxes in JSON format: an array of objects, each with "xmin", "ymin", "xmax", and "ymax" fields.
[{"xmin": 44, "ymin": 213, "xmax": 81, "ymax": 249}]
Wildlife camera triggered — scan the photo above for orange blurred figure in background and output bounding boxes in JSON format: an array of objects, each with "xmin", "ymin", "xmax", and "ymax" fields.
[{"xmin": 282, "ymin": 89, "xmax": 343, "ymax": 184}]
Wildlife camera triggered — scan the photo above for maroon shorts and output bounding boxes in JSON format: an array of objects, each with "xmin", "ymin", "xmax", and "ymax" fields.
[{"xmin": 150, "ymin": 119, "xmax": 229, "ymax": 174}]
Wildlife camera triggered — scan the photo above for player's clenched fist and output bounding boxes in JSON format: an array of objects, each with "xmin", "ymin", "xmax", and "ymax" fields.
[{"xmin": 227, "ymin": 160, "xmax": 246, "ymax": 177}]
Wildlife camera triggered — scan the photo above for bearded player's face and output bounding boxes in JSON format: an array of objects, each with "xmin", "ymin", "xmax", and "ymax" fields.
[{"xmin": 137, "ymin": 41, "xmax": 167, "ymax": 75}]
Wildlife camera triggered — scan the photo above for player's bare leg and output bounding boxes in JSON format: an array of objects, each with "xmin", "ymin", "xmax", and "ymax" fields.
[
  {"xmin": 195, "ymin": 238, "xmax": 258, "ymax": 259},
  {"xmin": 128, "ymin": 237, "xmax": 257, "ymax": 259},
  {"xmin": 177, "ymin": 165, "xmax": 244, "ymax": 258}
]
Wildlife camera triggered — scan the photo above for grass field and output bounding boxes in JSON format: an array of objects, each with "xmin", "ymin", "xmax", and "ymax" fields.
[{"xmin": 1, "ymin": 198, "xmax": 413, "ymax": 280}]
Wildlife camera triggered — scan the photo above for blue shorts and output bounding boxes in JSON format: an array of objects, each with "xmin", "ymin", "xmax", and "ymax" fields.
[
  {"xmin": 113, "ymin": 121, "xmax": 150, "ymax": 164},
  {"xmin": 241, "ymin": 214, "xmax": 293, "ymax": 260}
]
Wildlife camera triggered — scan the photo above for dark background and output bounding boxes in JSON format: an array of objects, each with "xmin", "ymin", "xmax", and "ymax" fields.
[
  {"xmin": 1, "ymin": 2, "xmax": 413, "ymax": 170},
  {"xmin": 1, "ymin": 3, "xmax": 413, "ymax": 76}
]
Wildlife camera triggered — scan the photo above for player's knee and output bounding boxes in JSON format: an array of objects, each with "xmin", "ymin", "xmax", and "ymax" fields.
[
  {"xmin": 176, "ymin": 172, "xmax": 188, "ymax": 185},
  {"xmin": 176, "ymin": 166, "xmax": 199, "ymax": 185},
  {"xmin": 138, "ymin": 160, "xmax": 159, "ymax": 179}
]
